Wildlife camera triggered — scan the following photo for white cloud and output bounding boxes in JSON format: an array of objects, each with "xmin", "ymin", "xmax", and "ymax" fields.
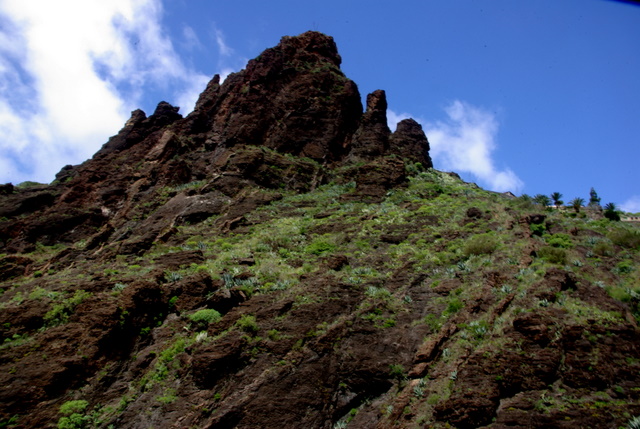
[
  {"xmin": 175, "ymin": 74, "xmax": 211, "ymax": 115},
  {"xmin": 621, "ymin": 195, "xmax": 640, "ymax": 214},
  {"xmin": 215, "ymin": 29, "xmax": 233, "ymax": 57},
  {"xmin": 387, "ymin": 110, "xmax": 411, "ymax": 130},
  {"xmin": 0, "ymin": 0, "xmax": 210, "ymax": 184},
  {"xmin": 182, "ymin": 25, "xmax": 203, "ymax": 51},
  {"xmin": 390, "ymin": 101, "xmax": 524, "ymax": 193}
]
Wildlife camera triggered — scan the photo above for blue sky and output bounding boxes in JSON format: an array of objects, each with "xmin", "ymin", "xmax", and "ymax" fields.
[{"xmin": 1, "ymin": 0, "xmax": 639, "ymax": 212}]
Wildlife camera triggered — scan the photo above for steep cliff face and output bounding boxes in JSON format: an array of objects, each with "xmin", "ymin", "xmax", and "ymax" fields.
[{"xmin": 0, "ymin": 32, "xmax": 638, "ymax": 429}]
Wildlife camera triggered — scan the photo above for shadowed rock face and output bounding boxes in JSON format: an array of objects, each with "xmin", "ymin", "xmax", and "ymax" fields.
[
  {"xmin": 349, "ymin": 89, "xmax": 392, "ymax": 160},
  {"xmin": 391, "ymin": 119, "xmax": 433, "ymax": 167}
]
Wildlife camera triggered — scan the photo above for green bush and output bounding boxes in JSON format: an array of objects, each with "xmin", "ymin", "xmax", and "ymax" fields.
[
  {"xmin": 58, "ymin": 414, "xmax": 91, "ymax": 429},
  {"xmin": 607, "ymin": 285, "xmax": 640, "ymax": 303},
  {"xmin": 593, "ymin": 241, "xmax": 614, "ymax": 256},
  {"xmin": 305, "ymin": 239, "xmax": 336, "ymax": 256},
  {"xmin": 57, "ymin": 400, "xmax": 91, "ymax": 429},
  {"xmin": 389, "ymin": 364, "xmax": 406, "ymax": 380},
  {"xmin": 614, "ymin": 260, "xmax": 634, "ymax": 275},
  {"xmin": 537, "ymin": 246, "xmax": 567, "ymax": 265},
  {"xmin": 545, "ymin": 233, "xmax": 574, "ymax": 249},
  {"xmin": 365, "ymin": 286, "xmax": 392, "ymax": 300},
  {"xmin": 59, "ymin": 400, "xmax": 88, "ymax": 416},
  {"xmin": 44, "ymin": 290, "xmax": 91, "ymax": 327},
  {"xmin": 462, "ymin": 233, "xmax": 498, "ymax": 257},
  {"xmin": 530, "ymin": 223, "xmax": 546, "ymax": 236},
  {"xmin": 236, "ymin": 314, "xmax": 259, "ymax": 333},
  {"xmin": 188, "ymin": 309, "xmax": 222, "ymax": 327},
  {"xmin": 445, "ymin": 297, "xmax": 464, "ymax": 314},
  {"xmin": 609, "ymin": 229, "xmax": 640, "ymax": 249}
]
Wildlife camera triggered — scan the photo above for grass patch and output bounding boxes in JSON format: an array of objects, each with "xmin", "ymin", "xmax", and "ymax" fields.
[
  {"xmin": 462, "ymin": 233, "xmax": 498, "ymax": 257},
  {"xmin": 537, "ymin": 246, "xmax": 567, "ymax": 265}
]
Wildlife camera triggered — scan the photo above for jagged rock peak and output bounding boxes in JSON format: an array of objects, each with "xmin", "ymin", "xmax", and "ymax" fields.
[
  {"xmin": 185, "ymin": 31, "xmax": 363, "ymax": 161},
  {"xmin": 183, "ymin": 30, "xmax": 433, "ymax": 166},
  {"xmin": 390, "ymin": 119, "xmax": 433, "ymax": 168},
  {"xmin": 124, "ymin": 109, "xmax": 147, "ymax": 128},
  {"xmin": 270, "ymin": 30, "xmax": 342, "ymax": 67},
  {"xmin": 348, "ymin": 90, "xmax": 391, "ymax": 160}
]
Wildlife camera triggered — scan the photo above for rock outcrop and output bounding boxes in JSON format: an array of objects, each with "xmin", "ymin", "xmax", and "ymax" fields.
[{"xmin": 0, "ymin": 31, "xmax": 431, "ymax": 254}]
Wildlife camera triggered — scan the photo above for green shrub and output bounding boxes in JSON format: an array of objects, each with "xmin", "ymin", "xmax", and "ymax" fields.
[
  {"xmin": 16, "ymin": 181, "xmax": 44, "ymax": 189},
  {"xmin": 389, "ymin": 364, "xmax": 406, "ymax": 380},
  {"xmin": 607, "ymin": 286, "xmax": 640, "ymax": 303},
  {"xmin": 305, "ymin": 239, "xmax": 336, "ymax": 256},
  {"xmin": 614, "ymin": 260, "xmax": 634, "ymax": 275},
  {"xmin": 466, "ymin": 320, "xmax": 490, "ymax": 340},
  {"xmin": 44, "ymin": 290, "xmax": 91, "ymax": 327},
  {"xmin": 537, "ymin": 246, "xmax": 567, "ymax": 265},
  {"xmin": 57, "ymin": 400, "xmax": 91, "ymax": 429},
  {"xmin": 59, "ymin": 400, "xmax": 88, "ymax": 416},
  {"xmin": 609, "ymin": 229, "xmax": 640, "ymax": 249},
  {"xmin": 463, "ymin": 233, "xmax": 498, "ymax": 257},
  {"xmin": 445, "ymin": 298, "xmax": 464, "ymax": 314},
  {"xmin": 267, "ymin": 329, "xmax": 281, "ymax": 341},
  {"xmin": 188, "ymin": 309, "xmax": 221, "ymax": 327},
  {"xmin": 156, "ymin": 388, "xmax": 177, "ymax": 405},
  {"xmin": 236, "ymin": 314, "xmax": 259, "ymax": 333},
  {"xmin": 593, "ymin": 241, "xmax": 614, "ymax": 257},
  {"xmin": 164, "ymin": 271, "xmax": 183, "ymax": 283},
  {"xmin": 365, "ymin": 286, "xmax": 392, "ymax": 300},
  {"xmin": 545, "ymin": 233, "xmax": 574, "ymax": 249},
  {"xmin": 168, "ymin": 296, "xmax": 179, "ymax": 309},
  {"xmin": 530, "ymin": 223, "xmax": 546, "ymax": 236},
  {"xmin": 424, "ymin": 313, "xmax": 442, "ymax": 331},
  {"xmin": 58, "ymin": 414, "xmax": 90, "ymax": 429}
]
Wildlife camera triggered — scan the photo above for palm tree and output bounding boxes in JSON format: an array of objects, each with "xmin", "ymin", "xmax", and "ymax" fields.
[
  {"xmin": 604, "ymin": 202, "xmax": 621, "ymax": 221},
  {"xmin": 550, "ymin": 192, "xmax": 563, "ymax": 208},
  {"xmin": 533, "ymin": 194, "xmax": 551, "ymax": 207},
  {"xmin": 569, "ymin": 197, "xmax": 585, "ymax": 213}
]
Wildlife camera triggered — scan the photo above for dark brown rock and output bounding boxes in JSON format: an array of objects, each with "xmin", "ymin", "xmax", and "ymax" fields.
[
  {"xmin": 185, "ymin": 31, "xmax": 363, "ymax": 161},
  {"xmin": 466, "ymin": 206, "xmax": 483, "ymax": 219},
  {"xmin": 0, "ymin": 183, "xmax": 13, "ymax": 195},
  {"xmin": 0, "ymin": 255, "xmax": 32, "ymax": 281},
  {"xmin": 323, "ymin": 254, "xmax": 349, "ymax": 271},
  {"xmin": 342, "ymin": 158, "xmax": 408, "ymax": 201},
  {"xmin": 390, "ymin": 118, "xmax": 433, "ymax": 167},
  {"xmin": 154, "ymin": 250, "xmax": 205, "ymax": 270},
  {"xmin": 348, "ymin": 90, "xmax": 391, "ymax": 160},
  {"xmin": 0, "ymin": 188, "xmax": 58, "ymax": 218}
]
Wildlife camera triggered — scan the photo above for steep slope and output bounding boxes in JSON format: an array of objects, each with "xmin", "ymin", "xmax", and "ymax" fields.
[{"xmin": 0, "ymin": 32, "xmax": 638, "ymax": 429}]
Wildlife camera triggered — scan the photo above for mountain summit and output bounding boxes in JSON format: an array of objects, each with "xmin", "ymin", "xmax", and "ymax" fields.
[{"xmin": 0, "ymin": 32, "xmax": 638, "ymax": 429}]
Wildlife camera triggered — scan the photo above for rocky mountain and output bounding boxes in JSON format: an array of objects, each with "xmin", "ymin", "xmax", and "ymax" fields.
[{"xmin": 0, "ymin": 31, "xmax": 638, "ymax": 429}]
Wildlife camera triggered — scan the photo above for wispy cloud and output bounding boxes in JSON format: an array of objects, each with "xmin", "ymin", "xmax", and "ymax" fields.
[
  {"xmin": 215, "ymin": 29, "xmax": 233, "ymax": 57},
  {"xmin": 387, "ymin": 110, "xmax": 411, "ymax": 130},
  {"xmin": 621, "ymin": 195, "xmax": 640, "ymax": 214},
  {"xmin": 182, "ymin": 25, "xmax": 203, "ymax": 51},
  {"xmin": 210, "ymin": 26, "xmax": 247, "ymax": 83},
  {"xmin": 0, "ymin": 0, "xmax": 209, "ymax": 184},
  {"xmin": 389, "ymin": 100, "xmax": 523, "ymax": 193}
]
